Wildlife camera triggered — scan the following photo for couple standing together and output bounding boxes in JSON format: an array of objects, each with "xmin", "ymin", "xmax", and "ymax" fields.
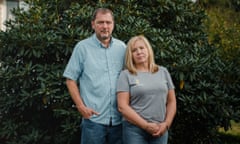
[{"xmin": 63, "ymin": 8, "xmax": 176, "ymax": 144}]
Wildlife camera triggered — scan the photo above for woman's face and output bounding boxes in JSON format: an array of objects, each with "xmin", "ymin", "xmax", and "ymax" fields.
[{"xmin": 131, "ymin": 40, "xmax": 149, "ymax": 65}]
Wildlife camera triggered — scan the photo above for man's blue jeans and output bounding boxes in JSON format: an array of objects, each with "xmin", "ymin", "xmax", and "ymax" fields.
[
  {"xmin": 81, "ymin": 119, "xmax": 122, "ymax": 144},
  {"xmin": 122, "ymin": 121, "xmax": 168, "ymax": 144}
]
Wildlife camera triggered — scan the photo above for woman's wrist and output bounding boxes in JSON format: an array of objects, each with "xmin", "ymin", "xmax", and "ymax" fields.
[{"xmin": 164, "ymin": 121, "xmax": 169, "ymax": 130}]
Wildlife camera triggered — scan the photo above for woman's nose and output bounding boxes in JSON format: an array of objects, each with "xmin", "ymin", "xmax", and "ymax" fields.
[{"xmin": 136, "ymin": 49, "xmax": 141, "ymax": 54}]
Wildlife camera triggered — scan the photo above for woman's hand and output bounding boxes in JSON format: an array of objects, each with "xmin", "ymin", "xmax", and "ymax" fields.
[
  {"xmin": 151, "ymin": 121, "xmax": 168, "ymax": 137},
  {"xmin": 144, "ymin": 122, "xmax": 160, "ymax": 135}
]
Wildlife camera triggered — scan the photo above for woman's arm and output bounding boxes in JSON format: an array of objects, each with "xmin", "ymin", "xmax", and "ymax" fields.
[
  {"xmin": 164, "ymin": 89, "xmax": 177, "ymax": 129},
  {"xmin": 117, "ymin": 91, "xmax": 159, "ymax": 134},
  {"xmin": 152, "ymin": 89, "xmax": 177, "ymax": 137}
]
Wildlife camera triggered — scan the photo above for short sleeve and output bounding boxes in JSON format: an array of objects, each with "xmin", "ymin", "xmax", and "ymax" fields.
[
  {"xmin": 164, "ymin": 67, "xmax": 175, "ymax": 90},
  {"xmin": 117, "ymin": 70, "xmax": 130, "ymax": 92},
  {"xmin": 63, "ymin": 42, "xmax": 84, "ymax": 81}
]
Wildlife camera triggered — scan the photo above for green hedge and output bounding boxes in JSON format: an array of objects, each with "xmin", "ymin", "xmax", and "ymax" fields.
[{"xmin": 0, "ymin": 0, "xmax": 239, "ymax": 143}]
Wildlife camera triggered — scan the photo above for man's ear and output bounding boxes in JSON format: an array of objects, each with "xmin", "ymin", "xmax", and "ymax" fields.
[{"xmin": 91, "ymin": 21, "xmax": 95, "ymax": 30}]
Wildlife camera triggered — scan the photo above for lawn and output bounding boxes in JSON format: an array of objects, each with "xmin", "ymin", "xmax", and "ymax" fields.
[{"xmin": 218, "ymin": 121, "xmax": 240, "ymax": 144}]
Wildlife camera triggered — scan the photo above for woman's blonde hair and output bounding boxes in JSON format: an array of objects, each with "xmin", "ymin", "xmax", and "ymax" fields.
[{"xmin": 125, "ymin": 35, "xmax": 159, "ymax": 75}]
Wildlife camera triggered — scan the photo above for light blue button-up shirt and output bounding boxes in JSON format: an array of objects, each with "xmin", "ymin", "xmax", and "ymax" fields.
[{"xmin": 63, "ymin": 34, "xmax": 126, "ymax": 125}]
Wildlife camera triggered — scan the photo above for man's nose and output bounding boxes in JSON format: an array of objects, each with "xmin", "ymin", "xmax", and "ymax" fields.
[{"xmin": 102, "ymin": 22, "xmax": 108, "ymax": 27}]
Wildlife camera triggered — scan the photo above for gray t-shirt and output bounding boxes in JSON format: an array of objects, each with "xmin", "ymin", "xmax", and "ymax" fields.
[{"xmin": 117, "ymin": 66, "xmax": 175, "ymax": 123}]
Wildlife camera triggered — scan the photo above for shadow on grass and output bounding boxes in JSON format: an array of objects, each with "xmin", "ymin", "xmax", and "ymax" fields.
[{"xmin": 219, "ymin": 133, "xmax": 240, "ymax": 144}]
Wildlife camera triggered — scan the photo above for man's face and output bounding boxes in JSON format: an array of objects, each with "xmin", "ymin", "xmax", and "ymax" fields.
[{"xmin": 91, "ymin": 12, "xmax": 114, "ymax": 41}]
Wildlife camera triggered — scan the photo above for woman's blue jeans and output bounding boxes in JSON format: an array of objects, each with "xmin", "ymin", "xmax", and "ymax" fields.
[
  {"xmin": 122, "ymin": 121, "xmax": 168, "ymax": 144},
  {"xmin": 80, "ymin": 119, "xmax": 122, "ymax": 144}
]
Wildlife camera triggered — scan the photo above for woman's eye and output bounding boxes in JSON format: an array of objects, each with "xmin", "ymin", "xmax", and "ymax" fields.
[{"xmin": 132, "ymin": 48, "xmax": 137, "ymax": 52}]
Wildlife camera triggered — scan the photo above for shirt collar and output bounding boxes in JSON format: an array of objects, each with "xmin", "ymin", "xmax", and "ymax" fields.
[{"xmin": 93, "ymin": 33, "xmax": 113, "ymax": 48}]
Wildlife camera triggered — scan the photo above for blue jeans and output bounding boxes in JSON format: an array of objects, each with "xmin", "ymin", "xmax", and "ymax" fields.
[
  {"xmin": 81, "ymin": 119, "xmax": 122, "ymax": 144},
  {"xmin": 122, "ymin": 121, "xmax": 168, "ymax": 144}
]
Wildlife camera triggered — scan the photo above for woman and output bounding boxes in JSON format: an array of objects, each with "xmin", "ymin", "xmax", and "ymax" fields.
[{"xmin": 117, "ymin": 35, "xmax": 176, "ymax": 144}]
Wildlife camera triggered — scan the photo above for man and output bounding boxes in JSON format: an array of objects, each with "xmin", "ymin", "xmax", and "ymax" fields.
[{"xmin": 63, "ymin": 8, "xmax": 126, "ymax": 144}]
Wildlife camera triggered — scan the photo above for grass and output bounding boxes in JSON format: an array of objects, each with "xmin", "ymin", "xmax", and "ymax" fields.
[{"xmin": 218, "ymin": 120, "xmax": 240, "ymax": 144}]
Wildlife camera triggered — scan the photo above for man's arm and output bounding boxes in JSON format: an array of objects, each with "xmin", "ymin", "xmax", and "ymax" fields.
[{"xmin": 66, "ymin": 79, "xmax": 99, "ymax": 118}]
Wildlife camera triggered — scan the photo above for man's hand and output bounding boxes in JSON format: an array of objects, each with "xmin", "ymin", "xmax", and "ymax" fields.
[{"xmin": 76, "ymin": 105, "xmax": 99, "ymax": 119}]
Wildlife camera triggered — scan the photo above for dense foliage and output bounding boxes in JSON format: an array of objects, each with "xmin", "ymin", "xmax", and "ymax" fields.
[
  {"xmin": 198, "ymin": 0, "xmax": 240, "ymax": 61},
  {"xmin": 0, "ymin": 0, "xmax": 239, "ymax": 143}
]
